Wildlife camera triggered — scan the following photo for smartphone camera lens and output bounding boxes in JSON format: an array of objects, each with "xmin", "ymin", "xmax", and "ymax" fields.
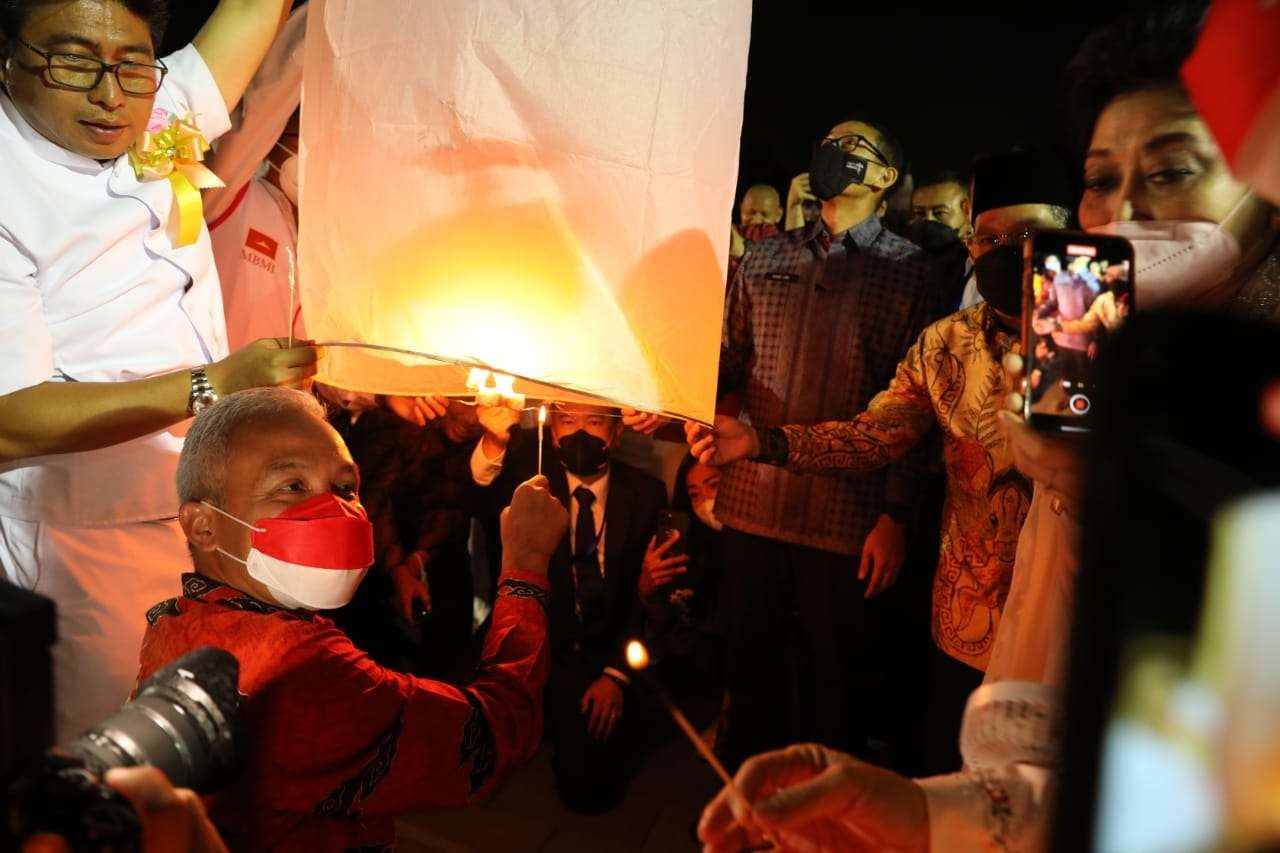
[{"xmin": 1069, "ymin": 394, "xmax": 1091, "ymax": 415}]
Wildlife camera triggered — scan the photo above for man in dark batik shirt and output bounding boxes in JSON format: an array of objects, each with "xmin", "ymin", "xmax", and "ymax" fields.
[{"xmin": 713, "ymin": 114, "xmax": 936, "ymax": 769}]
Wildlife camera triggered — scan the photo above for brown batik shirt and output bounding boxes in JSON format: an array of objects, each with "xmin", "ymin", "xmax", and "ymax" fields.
[{"xmin": 779, "ymin": 302, "xmax": 1032, "ymax": 670}]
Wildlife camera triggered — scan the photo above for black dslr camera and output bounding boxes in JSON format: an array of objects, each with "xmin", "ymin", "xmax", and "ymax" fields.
[{"xmin": 2, "ymin": 585, "xmax": 242, "ymax": 852}]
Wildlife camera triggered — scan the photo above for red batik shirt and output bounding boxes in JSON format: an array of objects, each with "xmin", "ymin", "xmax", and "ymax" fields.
[{"xmin": 135, "ymin": 571, "xmax": 550, "ymax": 852}]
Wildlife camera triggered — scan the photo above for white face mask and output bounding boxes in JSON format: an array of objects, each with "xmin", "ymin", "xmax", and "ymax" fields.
[
  {"xmin": 266, "ymin": 140, "xmax": 300, "ymax": 207},
  {"xmin": 692, "ymin": 498, "xmax": 723, "ymax": 532},
  {"xmin": 1087, "ymin": 193, "xmax": 1253, "ymax": 311},
  {"xmin": 277, "ymin": 155, "xmax": 299, "ymax": 206},
  {"xmin": 202, "ymin": 496, "xmax": 373, "ymax": 611}
]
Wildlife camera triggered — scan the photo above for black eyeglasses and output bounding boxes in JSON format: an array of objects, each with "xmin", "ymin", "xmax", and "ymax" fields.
[
  {"xmin": 16, "ymin": 38, "xmax": 166, "ymax": 95},
  {"xmin": 819, "ymin": 133, "xmax": 890, "ymax": 166}
]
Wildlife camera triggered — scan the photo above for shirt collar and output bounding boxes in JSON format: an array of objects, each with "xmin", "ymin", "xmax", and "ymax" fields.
[
  {"xmin": 565, "ymin": 467, "xmax": 610, "ymax": 509},
  {"xmin": 824, "ymin": 214, "xmax": 884, "ymax": 252},
  {"xmin": 181, "ymin": 572, "xmax": 312, "ymax": 619},
  {"xmin": 0, "ymin": 90, "xmax": 119, "ymax": 174}
]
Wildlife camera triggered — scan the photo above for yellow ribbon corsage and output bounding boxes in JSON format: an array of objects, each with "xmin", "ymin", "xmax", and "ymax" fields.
[{"xmin": 128, "ymin": 109, "xmax": 225, "ymax": 247}]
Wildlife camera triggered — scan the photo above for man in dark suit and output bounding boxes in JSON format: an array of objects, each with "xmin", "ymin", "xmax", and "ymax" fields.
[{"xmin": 471, "ymin": 402, "xmax": 677, "ymax": 812}]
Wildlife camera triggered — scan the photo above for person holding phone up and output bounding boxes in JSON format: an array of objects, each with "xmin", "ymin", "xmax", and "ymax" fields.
[
  {"xmin": 699, "ymin": 5, "xmax": 1280, "ymax": 852},
  {"xmin": 689, "ymin": 148, "xmax": 1076, "ymax": 776}
]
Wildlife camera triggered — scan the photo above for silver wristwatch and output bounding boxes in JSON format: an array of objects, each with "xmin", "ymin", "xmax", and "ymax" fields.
[{"xmin": 188, "ymin": 366, "xmax": 219, "ymax": 416}]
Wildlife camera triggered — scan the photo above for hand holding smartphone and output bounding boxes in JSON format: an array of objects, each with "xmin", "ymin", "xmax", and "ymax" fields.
[
  {"xmin": 1021, "ymin": 230, "xmax": 1135, "ymax": 432},
  {"xmin": 655, "ymin": 509, "xmax": 691, "ymax": 557}
]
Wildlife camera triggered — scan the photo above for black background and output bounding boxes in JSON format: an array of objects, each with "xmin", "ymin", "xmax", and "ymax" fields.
[{"xmin": 163, "ymin": 1, "xmax": 1156, "ymax": 209}]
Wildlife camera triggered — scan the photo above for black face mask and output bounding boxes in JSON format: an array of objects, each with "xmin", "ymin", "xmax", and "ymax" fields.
[
  {"xmin": 973, "ymin": 245, "xmax": 1025, "ymax": 318},
  {"xmin": 557, "ymin": 430, "xmax": 610, "ymax": 477},
  {"xmin": 808, "ymin": 141, "xmax": 871, "ymax": 201},
  {"xmin": 904, "ymin": 219, "xmax": 961, "ymax": 253}
]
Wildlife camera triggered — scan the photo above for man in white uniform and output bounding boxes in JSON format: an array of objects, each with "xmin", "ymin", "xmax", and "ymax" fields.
[{"xmin": 0, "ymin": 0, "xmax": 316, "ymax": 739}]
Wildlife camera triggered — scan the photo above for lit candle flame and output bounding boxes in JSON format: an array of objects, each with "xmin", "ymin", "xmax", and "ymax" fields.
[
  {"xmin": 625, "ymin": 639, "xmax": 650, "ymax": 671},
  {"xmin": 538, "ymin": 404, "xmax": 547, "ymax": 425}
]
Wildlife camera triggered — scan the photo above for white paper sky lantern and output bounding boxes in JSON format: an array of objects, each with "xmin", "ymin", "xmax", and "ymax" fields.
[{"xmin": 298, "ymin": 0, "xmax": 752, "ymax": 423}]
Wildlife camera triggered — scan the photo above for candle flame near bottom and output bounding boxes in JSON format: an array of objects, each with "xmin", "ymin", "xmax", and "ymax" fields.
[{"xmin": 625, "ymin": 639, "xmax": 650, "ymax": 671}]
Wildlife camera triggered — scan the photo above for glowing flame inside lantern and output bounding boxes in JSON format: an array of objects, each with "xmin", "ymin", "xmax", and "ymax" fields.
[{"xmin": 466, "ymin": 367, "xmax": 525, "ymax": 410}]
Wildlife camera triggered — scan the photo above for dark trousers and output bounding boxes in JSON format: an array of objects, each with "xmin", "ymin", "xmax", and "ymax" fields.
[
  {"xmin": 719, "ymin": 527, "xmax": 870, "ymax": 771},
  {"xmin": 919, "ymin": 644, "xmax": 984, "ymax": 776},
  {"xmin": 546, "ymin": 656, "xmax": 629, "ymax": 813},
  {"xmin": 877, "ymin": 481, "xmax": 944, "ymax": 776}
]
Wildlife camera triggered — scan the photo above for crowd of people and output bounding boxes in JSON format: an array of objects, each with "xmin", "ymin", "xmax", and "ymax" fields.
[{"xmin": 1, "ymin": 0, "xmax": 1277, "ymax": 851}]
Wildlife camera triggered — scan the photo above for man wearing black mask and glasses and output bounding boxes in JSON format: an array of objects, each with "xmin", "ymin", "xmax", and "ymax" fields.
[
  {"xmin": 693, "ymin": 147, "xmax": 1074, "ymax": 774},
  {"xmin": 713, "ymin": 114, "xmax": 935, "ymax": 771}
]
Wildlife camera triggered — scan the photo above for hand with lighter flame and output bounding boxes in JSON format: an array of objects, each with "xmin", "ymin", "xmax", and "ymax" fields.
[{"xmin": 500, "ymin": 475, "xmax": 568, "ymax": 578}]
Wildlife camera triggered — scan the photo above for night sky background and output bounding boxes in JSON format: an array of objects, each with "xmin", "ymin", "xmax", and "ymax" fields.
[{"xmin": 163, "ymin": 1, "xmax": 1162, "ymax": 210}]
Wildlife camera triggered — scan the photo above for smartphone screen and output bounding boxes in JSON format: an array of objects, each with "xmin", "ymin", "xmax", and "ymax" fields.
[{"xmin": 1022, "ymin": 230, "xmax": 1135, "ymax": 432}]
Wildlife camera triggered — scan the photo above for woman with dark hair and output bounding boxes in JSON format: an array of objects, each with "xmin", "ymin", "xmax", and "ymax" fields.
[
  {"xmin": 996, "ymin": 0, "xmax": 1279, "ymax": 686},
  {"xmin": 635, "ymin": 454, "xmax": 727, "ymax": 757},
  {"xmin": 1064, "ymin": 2, "xmax": 1278, "ymax": 319},
  {"xmin": 640, "ymin": 454, "xmax": 724, "ymax": 676},
  {"xmin": 0, "ymin": 0, "xmax": 313, "ymax": 738}
]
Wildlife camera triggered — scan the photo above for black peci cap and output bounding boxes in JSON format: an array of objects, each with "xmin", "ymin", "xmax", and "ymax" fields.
[{"xmin": 969, "ymin": 148, "xmax": 1074, "ymax": 219}]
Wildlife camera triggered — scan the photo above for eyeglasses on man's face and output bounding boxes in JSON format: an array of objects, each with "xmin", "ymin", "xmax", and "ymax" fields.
[
  {"xmin": 819, "ymin": 133, "xmax": 890, "ymax": 166},
  {"xmin": 16, "ymin": 38, "xmax": 167, "ymax": 96},
  {"xmin": 964, "ymin": 228, "xmax": 1037, "ymax": 254}
]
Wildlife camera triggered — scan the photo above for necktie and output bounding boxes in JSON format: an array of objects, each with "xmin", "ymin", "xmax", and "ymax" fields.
[{"xmin": 572, "ymin": 487, "xmax": 606, "ymax": 632}]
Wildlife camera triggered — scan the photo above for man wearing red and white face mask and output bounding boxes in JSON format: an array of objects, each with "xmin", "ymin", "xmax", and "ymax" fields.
[{"xmin": 135, "ymin": 387, "xmax": 566, "ymax": 851}]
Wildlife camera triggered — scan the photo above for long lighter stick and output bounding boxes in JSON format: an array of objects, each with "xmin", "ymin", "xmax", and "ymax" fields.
[
  {"xmin": 285, "ymin": 246, "xmax": 296, "ymax": 349},
  {"xmin": 625, "ymin": 641, "xmax": 779, "ymax": 850}
]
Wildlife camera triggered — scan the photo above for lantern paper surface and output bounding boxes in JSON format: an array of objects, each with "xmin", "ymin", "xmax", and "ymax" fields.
[{"xmin": 298, "ymin": 0, "xmax": 751, "ymax": 423}]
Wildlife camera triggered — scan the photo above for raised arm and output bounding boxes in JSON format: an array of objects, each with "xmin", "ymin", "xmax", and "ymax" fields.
[
  {"xmin": 192, "ymin": 0, "xmax": 293, "ymax": 113},
  {"xmin": 780, "ymin": 382, "xmax": 936, "ymax": 474},
  {"xmin": 0, "ymin": 340, "xmax": 318, "ymax": 463},
  {"xmin": 277, "ymin": 478, "xmax": 566, "ymax": 817}
]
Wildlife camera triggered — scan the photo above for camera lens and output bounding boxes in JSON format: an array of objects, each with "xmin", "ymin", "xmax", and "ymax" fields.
[{"xmin": 66, "ymin": 647, "xmax": 242, "ymax": 793}]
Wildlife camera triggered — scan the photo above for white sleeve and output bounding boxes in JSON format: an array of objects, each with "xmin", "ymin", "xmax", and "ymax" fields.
[
  {"xmin": 204, "ymin": 6, "xmax": 307, "ymax": 220},
  {"xmin": 154, "ymin": 44, "xmax": 234, "ymax": 144},
  {"xmin": 471, "ymin": 440, "xmax": 506, "ymax": 486},
  {"xmin": 0, "ymin": 229, "xmax": 53, "ymax": 396},
  {"xmin": 919, "ymin": 765, "xmax": 1054, "ymax": 853}
]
